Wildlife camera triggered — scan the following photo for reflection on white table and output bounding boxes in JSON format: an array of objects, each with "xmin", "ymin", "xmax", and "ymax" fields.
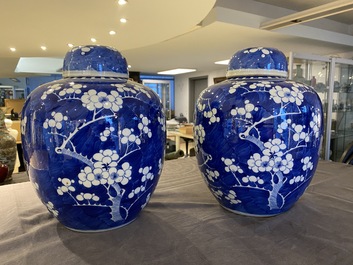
[{"xmin": 1, "ymin": 158, "xmax": 353, "ymax": 264}]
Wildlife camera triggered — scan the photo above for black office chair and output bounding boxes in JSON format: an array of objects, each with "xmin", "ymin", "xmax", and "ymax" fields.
[{"xmin": 339, "ymin": 141, "xmax": 353, "ymax": 165}]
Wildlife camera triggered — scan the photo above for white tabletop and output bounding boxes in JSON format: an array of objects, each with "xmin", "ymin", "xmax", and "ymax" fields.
[{"xmin": 1, "ymin": 158, "xmax": 353, "ymax": 265}]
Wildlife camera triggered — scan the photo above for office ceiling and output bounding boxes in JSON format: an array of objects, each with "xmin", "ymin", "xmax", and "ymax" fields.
[{"xmin": 1, "ymin": 0, "xmax": 353, "ymax": 79}]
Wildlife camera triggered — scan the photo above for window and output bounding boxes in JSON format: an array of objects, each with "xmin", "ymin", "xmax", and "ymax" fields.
[{"xmin": 141, "ymin": 74, "xmax": 175, "ymax": 119}]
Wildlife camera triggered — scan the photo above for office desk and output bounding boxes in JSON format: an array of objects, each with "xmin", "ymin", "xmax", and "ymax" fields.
[
  {"xmin": 10, "ymin": 120, "xmax": 21, "ymax": 144},
  {"xmin": 167, "ymin": 131, "xmax": 194, "ymax": 156},
  {"xmin": 1, "ymin": 158, "xmax": 353, "ymax": 265}
]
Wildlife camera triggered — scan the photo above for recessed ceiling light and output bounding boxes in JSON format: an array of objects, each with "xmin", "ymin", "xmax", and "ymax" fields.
[
  {"xmin": 67, "ymin": 43, "xmax": 74, "ymax": 48},
  {"xmin": 128, "ymin": 65, "xmax": 132, "ymax": 68},
  {"xmin": 120, "ymin": 18, "xmax": 127, "ymax": 23},
  {"xmin": 91, "ymin": 38, "xmax": 97, "ymax": 43},
  {"xmin": 109, "ymin": 30, "xmax": 116, "ymax": 35},
  {"xmin": 10, "ymin": 47, "xmax": 16, "ymax": 52},
  {"xmin": 214, "ymin": 59, "xmax": 229, "ymax": 65},
  {"xmin": 41, "ymin": 46, "xmax": 47, "ymax": 51},
  {"xmin": 117, "ymin": 0, "xmax": 128, "ymax": 5},
  {"xmin": 158, "ymin": 68, "xmax": 196, "ymax": 75}
]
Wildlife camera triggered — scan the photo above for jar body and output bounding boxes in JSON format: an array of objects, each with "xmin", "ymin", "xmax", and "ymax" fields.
[
  {"xmin": 21, "ymin": 78, "xmax": 166, "ymax": 231},
  {"xmin": 194, "ymin": 77, "xmax": 323, "ymax": 216}
]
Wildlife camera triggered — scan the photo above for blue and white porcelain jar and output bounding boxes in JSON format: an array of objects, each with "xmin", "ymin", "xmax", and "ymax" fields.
[
  {"xmin": 194, "ymin": 47, "xmax": 323, "ymax": 216},
  {"xmin": 21, "ymin": 45, "xmax": 166, "ymax": 231}
]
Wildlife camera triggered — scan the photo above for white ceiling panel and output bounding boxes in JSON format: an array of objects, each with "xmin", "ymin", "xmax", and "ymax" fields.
[{"xmin": 1, "ymin": 0, "xmax": 353, "ymax": 78}]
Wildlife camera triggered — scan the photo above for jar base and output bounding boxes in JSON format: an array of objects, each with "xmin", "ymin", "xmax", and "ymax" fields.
[
  {"xmin": 221, "ymin": 205, "xmax": 280, "ymax": 218},
  {"xmin": 64, "ymin": 218, "xmax": 137, "ymax": 233}
]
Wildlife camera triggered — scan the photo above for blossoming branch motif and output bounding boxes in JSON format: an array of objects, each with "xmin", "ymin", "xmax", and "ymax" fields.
[
  {"xmin": 249, "ymin": 81, "xmax": 272, "ymax": 90},
  {"xmin": 81, "ymin": 89, "xmax": 123, "ymax": 112},
  {"xmin": 76, "ymin": 192, "xmax": 99, "ymax": 203},
  {"xmin": 43, "ymin": 112, "xmax": 69, "ymax": 130},
  {"xmin": 243, "ymin": 47, "xmax": 272, "ymax": 58},
  {"xmin": 41, "ymin": 84, "xmax": 64, "ymax": 100},
  {"xmin": 230, "ymin": 100, "xmax": 258, "ymax": 120},
  {"xmin": 197, "ymin": 91, "xmax": 220, "ymax": 125},
  {"xmin": 127, "ymin": 166, "xmax": 155, "ymax": 199},
  {"xmin": 194, "ymin": 124, "xmax": 213, "ymax": 165},
  {"xmin": 158, "ymin": 116, "xmax": 166, "ymax": 132},
  {"xmin": 111, "ymin": 83, "xmax": 152, "ymax": 99},
  {"xmin": 58, "ymin": 83, "xmax": 83, "ymax": 97},
  {"xmin": 224, "ymin": 190, "xmax": 241, "ymax": 205},
  {"xmin": 310, "ymin": 113, "xmax": 321, "ymax": 139},
  {"xmin": 194, "ymin": 124, "xmax": 205, "ymax": 145},
  {"xmin": 46, "ymin": 201, "xmax": 59, "ymax": 217},
  {"xmin": 119, "ymin": 128, "xmax": 141, "ymax": 145},
  {"xmin": 195, "ymin": 79, "xmax": 322, "ymax": 211},
  {"xmin": 138, "ymin": 114, "xmax": 152, "ymax": 138},
  {"xmin": 301, "ymin": 156, "xmax": 313, "ymax": 171},
  {"xmin": 201, "ymin": 168, "xmax": 220, "ymax": 183},
  {"xmin": 211, "ymin": 188, "xmax": 224, "ymax": 200},
  {"xmin": 111, "ymin": 83, "xmax": 137, "ymax": 94},
  {"xmin": 289, "ymin": 175, "xmax": 304, "ymax": 185},
  {"xmin": 242, "ymin": 175, "xmax": 264, "ymax": 185},
  {"xmin": 100, "ymin": 127, "xmax": 115, "ymax": 142},
  {"xmin": 57, "ymin": 178, "xmax": 76, "ymax": 194},
  {"xmin": 204, "ymin": 108, "xmax": 220, "ymax": 124},
  {"xmin": 33, "ymin": 81, "xmax": 165, "ymax": 223},
  {"xmin": 247, "ymin": 152, "xmax": 294, "ymax": 174},
  {"xmin": 229, "ymin": 81, "xmax": 247, "ymax": 94},
  {"xmin": 269, "ymin": 85, "xmax": 304, "ymax": 105},
  {"xmin": 222, "ymin": 157, "xmax": 244, "ymax": 174}
]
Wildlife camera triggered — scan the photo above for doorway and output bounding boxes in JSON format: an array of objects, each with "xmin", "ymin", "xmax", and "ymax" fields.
[{"xmin": 189, "ymin": 76, "xmax": 208, "ymax": 122}]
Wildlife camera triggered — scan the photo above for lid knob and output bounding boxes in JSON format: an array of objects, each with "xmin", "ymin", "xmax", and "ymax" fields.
[
  {"xmin": 62, "ymin": 45, "xmax": 129, "ymax": 78},
  {"xmin": 226, "ymin": 47, "xmax": 288, "ymax": 78}
]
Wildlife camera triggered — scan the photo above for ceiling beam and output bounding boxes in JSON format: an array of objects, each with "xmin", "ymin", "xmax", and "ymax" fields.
[{"xmin": 260, "ymin": 0, "xmax": 353, "ymax": 30}]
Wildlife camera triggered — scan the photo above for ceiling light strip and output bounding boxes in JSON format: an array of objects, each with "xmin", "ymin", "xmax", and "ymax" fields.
[
  {"xmin": 260, "ymin": 0, "xmax": 353, "ymax": 30},
  {"xmin": 215, "ymin": 60, "xmax": 229, "ymax": 65},
  {"xmin": 158, "ymin": 68, "xmax": 196, "ymax": 75}
]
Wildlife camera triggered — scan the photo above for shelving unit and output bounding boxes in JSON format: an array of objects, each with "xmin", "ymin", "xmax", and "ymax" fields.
[
  {"xmin": 0, "ymin": 85, "xmax": 14, "ymax": 108},
  {"xmin": 13, "ymin": 88, "xmax": 25, "ymax": 99},
  {"xmin": 0, "ymin": 85, "xmax": 25, "ymax": 101},
  {"xmin": 288, "ymin": 52, "xmax": 353, "ymax": 161}
]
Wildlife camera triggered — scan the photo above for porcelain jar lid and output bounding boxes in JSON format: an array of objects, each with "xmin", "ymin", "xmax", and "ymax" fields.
[
  {"xmin": 226, "ymin": 47, "xmax": 288, "ymax": 79},
  {"xmin": 62, "ymin": 45, "xmax": 129, "ymax": 78}
]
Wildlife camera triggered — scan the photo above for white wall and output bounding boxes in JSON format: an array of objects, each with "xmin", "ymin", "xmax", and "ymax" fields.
[
  {"xmin": 0, "ymin": 77, "xmax": 26, "ymax": 88},
  {"xmin": 174, "ymin": 68, "xmax": 226, "ymax": 121}
]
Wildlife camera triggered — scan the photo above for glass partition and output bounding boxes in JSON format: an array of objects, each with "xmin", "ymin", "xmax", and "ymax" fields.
[
  {"xmin": 330, "ymin": 58, "xmax": 353, "ymax": 161},
  {"xmin": 288, "ymin": 52, "xmax": 331, "ymax": 160}
]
